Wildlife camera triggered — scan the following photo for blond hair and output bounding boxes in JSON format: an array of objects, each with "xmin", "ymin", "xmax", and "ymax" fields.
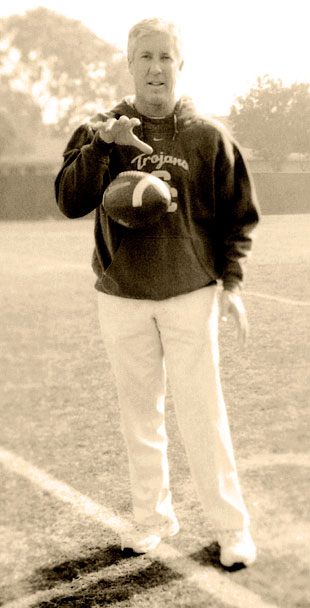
[{"xmin": 127, "ymin": 18, "xmax": 183, "ymax": 64}]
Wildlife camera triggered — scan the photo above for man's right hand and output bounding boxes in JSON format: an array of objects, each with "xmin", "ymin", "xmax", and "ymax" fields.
[{"xmin": 93, "ymin": 116, "xmax": 153, "ymax": 155}]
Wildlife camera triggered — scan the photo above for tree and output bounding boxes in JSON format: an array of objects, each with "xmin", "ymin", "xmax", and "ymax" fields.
[
  {"xmin": 0, "ymin": 108, "xmax": 16, "ymax": 157},
  {"xmin": 0, "ymin": 8, "xmax": 133, "ymax": 135},
  {"xmin": 0, "ymin": 75, "xmax": 44, "ymax": 157},
  {"xmin": 289, "ymin": 82, "xmax": 310, "ymax": 161},
  {"xmin": 229, "ymin": 75, "xmax": 310, "ymax": 171}
]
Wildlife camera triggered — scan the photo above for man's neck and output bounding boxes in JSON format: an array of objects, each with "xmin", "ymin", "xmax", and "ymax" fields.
[{"xmin": 133, "ymin": 97, "xmax": 177, "ymax": 118}]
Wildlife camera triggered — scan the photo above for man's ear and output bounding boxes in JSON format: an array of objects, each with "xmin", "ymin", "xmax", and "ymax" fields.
[{"xmin": 179, "ymin": 60, "xmax": 184, "ymax": 72}]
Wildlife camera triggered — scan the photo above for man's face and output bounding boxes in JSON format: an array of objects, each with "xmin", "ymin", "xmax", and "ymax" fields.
[{"xmin": 129, "ymin": 31, "xmax": 183, "ymax": 117}]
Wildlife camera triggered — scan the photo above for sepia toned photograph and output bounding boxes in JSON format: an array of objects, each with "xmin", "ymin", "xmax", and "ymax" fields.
[{"xmin": 0, "ymin": 1, "xmax": 309, "ymax": 607}]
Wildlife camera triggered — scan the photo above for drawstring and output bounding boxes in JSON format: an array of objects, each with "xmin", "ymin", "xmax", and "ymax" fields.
[
  {"xmin": 173, "ymin": 113, "xmax": 178, "ymax": 140},
  {"xmin": 140, "ymin": 115, "xmax": 146, "ymax": 142}
]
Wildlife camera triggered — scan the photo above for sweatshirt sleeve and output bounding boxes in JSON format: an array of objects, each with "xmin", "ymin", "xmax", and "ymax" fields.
[
  {"xmin": 215, "ymin": 131, "xmax": 261, "ymax": 291},
  {"xmin": 55, "ymin": 124, "xmax": 113, "ymax": 219}
]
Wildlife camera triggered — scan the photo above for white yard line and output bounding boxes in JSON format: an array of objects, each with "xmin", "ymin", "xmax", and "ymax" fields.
[
  {"xmin": 0, "ymin": 447, "xmax": 126, "ymax": 533},
  {"xmin": 244, "ymin": 290, "xmax": 310, "ymax": 307},
  {"xmin": 239, "ymin": 452, "xmax": 310, "ymax": 470},
  {"xmin": 0, "ymin": 446, "xmax": 279, "ymax": 608}
]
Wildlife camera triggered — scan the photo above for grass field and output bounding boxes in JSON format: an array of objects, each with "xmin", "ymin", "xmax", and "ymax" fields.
[{"xmin": 0, "ymin": 215, "xmax": 309, "ymax": 608}]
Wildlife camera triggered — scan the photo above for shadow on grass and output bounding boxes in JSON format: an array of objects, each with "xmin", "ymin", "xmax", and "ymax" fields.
[
  {"xmin": 19, "ymin": 544, "xmax": 183, "ymax": 607},
  {"xmin": 28, "ymin": 544, "xmax": 125, "ymax": 592}
]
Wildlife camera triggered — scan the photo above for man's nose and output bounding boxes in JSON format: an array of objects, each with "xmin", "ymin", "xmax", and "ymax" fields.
[{"xmin": 149, "ymin": 59, "xmax": 162, "ymax": 74}]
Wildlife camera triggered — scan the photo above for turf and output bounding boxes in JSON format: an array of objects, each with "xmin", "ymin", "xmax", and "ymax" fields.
[{"xmin": 0, "ymin": 215, "xmax": 309, "ymax": 608}]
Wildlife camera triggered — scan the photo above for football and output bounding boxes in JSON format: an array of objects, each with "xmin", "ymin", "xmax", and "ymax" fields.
[{"xmin": 102, "ymin": 170, "xmax": 171, "ymax": 229}]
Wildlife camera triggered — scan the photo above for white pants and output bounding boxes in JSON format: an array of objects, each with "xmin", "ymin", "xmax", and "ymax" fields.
[{"xmin": 98, "ymin": 286, "xmax": 250, "ymax": 531}]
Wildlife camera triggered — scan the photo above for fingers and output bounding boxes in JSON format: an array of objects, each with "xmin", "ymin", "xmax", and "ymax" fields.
[
  {"xmin": 108, "ymin": 116, "xmax": 139, "ymax": 139},
  {"xmin": 220, "ymin": 290, "xmax": 249, "ymax": 347},
  {"xmin": 97, "ymin": 118, "xmax": 118, "ymax": 143},
  {"xmin": 220, "ymin": 295, "xmax": 229, "ymax": 323},
  {"xmin": 118, "ymin": 116, "xmax": 140, "ymax": 128},
  {"xmin": 117, "ymin": 117, "xmax": 153, "ymax": 153},
  {"xmin": 96, "ymin": 117, "xmax": 131, "ymax": 144},
  {"xmin": 231, "ymin": 300, "xmax": 249, "ymax": 346},
  {"xmin": 130, "ymin": 133, "xmax": 153, "ymax": 154},
  {"xmin": 96, "ymin": 116, "xmax": 153, "ymax": 154}
]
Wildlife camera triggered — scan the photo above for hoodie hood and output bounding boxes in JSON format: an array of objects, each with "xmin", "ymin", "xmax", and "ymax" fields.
[
  {"xmin": 122, "ymin": 95, "xmax": 199, "ymax": 142},
  {"xmin": 89, "ymin": 95, "xmax": 198, "ymax": 141}
]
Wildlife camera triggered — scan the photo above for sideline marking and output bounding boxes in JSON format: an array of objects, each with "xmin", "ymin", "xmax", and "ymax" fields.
[
  {"xmin": 0, "ymin": 447, "xmax": 278, "ymax": 608},
  {"xmin": 239, "ymin": 452, "xmax": 310, "ymax": 470},
  {"xmin": 0, "ymin": 447, "xmax": 125, "ymax": 533},
  {"xmin": 244, "ymin": 290, "xmax": 310, "ymax": 307}
]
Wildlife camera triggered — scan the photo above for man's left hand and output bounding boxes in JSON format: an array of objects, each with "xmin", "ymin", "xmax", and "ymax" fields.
[{"xmin": 220, "ymin": 289, "xmax": 249, "ymax": 346}]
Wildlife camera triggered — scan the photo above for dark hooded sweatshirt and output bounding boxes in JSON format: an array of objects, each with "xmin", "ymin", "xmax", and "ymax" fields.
[{"xmin": 55, "ymin": 96, "xmax": 260, "ymax": 300}]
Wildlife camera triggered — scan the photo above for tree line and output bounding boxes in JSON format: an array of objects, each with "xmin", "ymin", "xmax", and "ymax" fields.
[{"xmin": 1, "ymin": 8, "xmax": 309, "ymax": 171}]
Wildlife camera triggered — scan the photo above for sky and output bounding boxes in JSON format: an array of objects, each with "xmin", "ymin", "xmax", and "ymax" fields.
[{"xmin": 0, "ymin": 0, "xmax": 309, "ymax": 116}]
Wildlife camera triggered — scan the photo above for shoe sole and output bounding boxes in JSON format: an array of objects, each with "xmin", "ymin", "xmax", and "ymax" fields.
[
  {"xmin": 220, "ymin": 550, "xmax": 257, "ymax": 568},
  {"xmin": 121, "ymin": 520, "xmax": 180, "ymax": 553}
]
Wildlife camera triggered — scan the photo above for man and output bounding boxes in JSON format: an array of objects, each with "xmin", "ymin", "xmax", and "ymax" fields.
[{"xmin": 55, "ymin": 17, "xmax": 260, "ymax": 567}]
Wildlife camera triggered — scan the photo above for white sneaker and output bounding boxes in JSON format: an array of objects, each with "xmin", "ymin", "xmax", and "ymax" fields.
[
  {"xmin": 120, "ymin": 517, "xmax": 180, "ymax": 553},
  {"xmin": 218, "ymin": 527, "xmax": 257, "ymax": 567}
]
